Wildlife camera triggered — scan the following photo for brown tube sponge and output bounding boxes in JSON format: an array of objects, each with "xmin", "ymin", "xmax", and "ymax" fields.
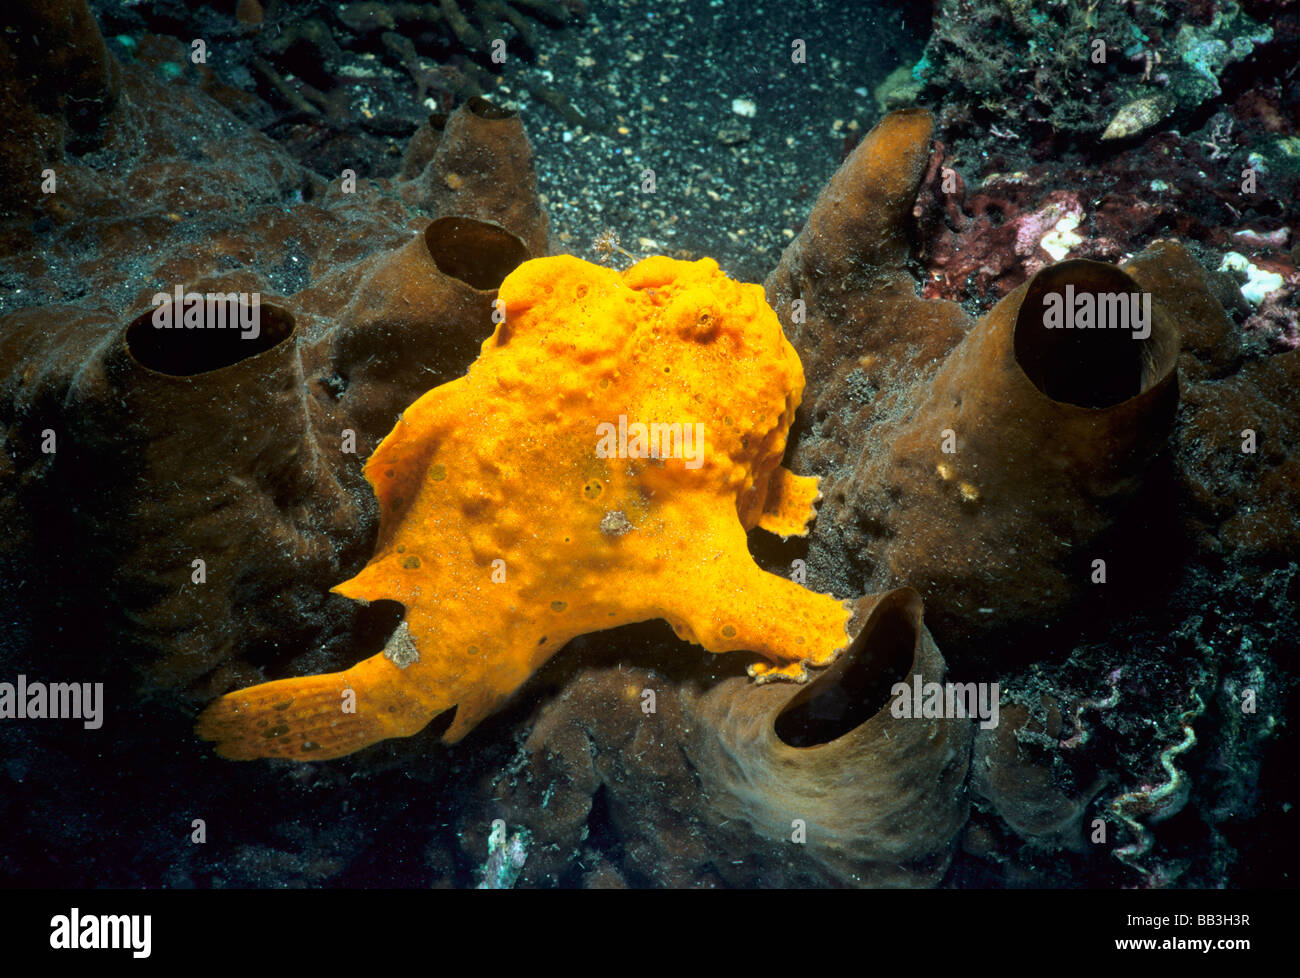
[
  {"xmin": 1, "ymin": 210, "xmax": 536, "ymax": 700},
  {"xmin": 310, "ymin": 216, "xmax": 530, "ymax": 453},
  {"xmin": 765, "ymin": 109, "xmax": 970, "ymax": 477},
  {"xmin": 496, "ymin": 588, "xmax": 971, "ymax": 887},
  {"xmin": 0, "ymin": 31, "xmax": 553, "ymax": 708},
  {"xmin": 105, "ymin": 300, "xmax": 371, "ymax": 690},
  {"xmin": 769, "ymin": 109, "xmax": 1284, "ymax": 654},
  {"xmin": 1, "ymin": 98, "xmax": 547, "ymax": 701},
  {"xmin": 681, "ymin": 587, "xmax": 972, "ymax": 886},
  {"xmin": 852, "ymin": 259, "xmax": 1181, "ymax": 646},
  {"xmin": 399, "ymin": 112, "xmax": 448, "ymax": 181},
  {"xmin": 400, "ymin": 97, "xmax": 550, "ymax": 258},
  {"xmin": 0, "ymin": 292, "xmax": 374, "ymax": 695}
]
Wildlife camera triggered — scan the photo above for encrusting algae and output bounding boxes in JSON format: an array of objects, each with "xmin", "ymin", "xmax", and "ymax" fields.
[{"xmin": 196, "ymin": 254, "xmax": 852, "ymax": 759}]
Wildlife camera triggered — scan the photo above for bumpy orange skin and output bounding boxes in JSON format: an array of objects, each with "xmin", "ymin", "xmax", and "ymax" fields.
[{"xmin": 196, "ymin": 255, "xmax": 851, "ymax": 759}]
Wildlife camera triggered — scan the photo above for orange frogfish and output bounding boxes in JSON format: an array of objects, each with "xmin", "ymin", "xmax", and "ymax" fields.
[{"xmin": 196, "ymin": 254, "xmax": 851, "ymax": 759}]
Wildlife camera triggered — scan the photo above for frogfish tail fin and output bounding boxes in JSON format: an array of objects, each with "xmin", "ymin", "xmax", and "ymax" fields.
[{"xmin": 194, "ymin": 652, "xmax": 440, "ymax": 761}]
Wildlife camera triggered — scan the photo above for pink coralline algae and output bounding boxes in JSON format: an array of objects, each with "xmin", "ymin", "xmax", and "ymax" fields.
[{"xmin": 1242, "ymin": 281, "xmax": 1300, "ymax": 351}]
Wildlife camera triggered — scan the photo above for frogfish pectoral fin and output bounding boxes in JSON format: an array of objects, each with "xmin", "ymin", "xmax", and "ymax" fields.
[{"xmin": 757, "ymin": 465, "xmax": 821, "ymax": 538}]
